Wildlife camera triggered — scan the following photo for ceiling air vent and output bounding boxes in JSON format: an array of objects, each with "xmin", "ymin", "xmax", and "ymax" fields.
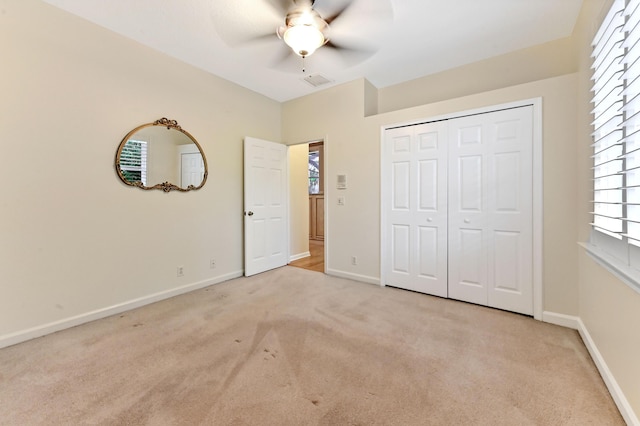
[{"xmin": 303, "ymin": 74, "xmax": 333, "ymax": 88}]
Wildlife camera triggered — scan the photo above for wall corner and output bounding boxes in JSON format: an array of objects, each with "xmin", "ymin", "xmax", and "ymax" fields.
[{"xmin": 364, "ymin": 79, "xmax": 379, "ymax": 117}]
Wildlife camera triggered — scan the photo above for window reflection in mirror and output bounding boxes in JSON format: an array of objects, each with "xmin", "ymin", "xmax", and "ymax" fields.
[{"xmin": 120, "ymin": 139, "xmax": 148, "ymax": 185}]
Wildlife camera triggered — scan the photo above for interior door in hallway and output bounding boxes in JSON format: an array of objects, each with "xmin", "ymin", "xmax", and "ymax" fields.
[
  {"xmin": 180, "ymin": 152, "xmax": 205, "ymax": 187},
  {"xmin": 448, "ymin": 106, "xmax": 533, "ymax": 315},
  {"xmin": 383, "ymin": 122, "xmax": 449, "ymax": 297},
  {"xmin": 244, "ymin": 137, "xmax": 288, "ymax": 277}
]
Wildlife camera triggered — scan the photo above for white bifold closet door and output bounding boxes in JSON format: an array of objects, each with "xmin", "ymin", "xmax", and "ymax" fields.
[{"xmin": 383, "ymin": 106, "xmax": 533, "ymax": 316}]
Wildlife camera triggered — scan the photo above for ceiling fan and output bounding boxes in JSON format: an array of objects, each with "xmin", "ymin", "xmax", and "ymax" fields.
[
  {"xmin": 213, "ymin": 0, "xmax": 393, "ymax": 71},
  {"xmin": 276, "ymin": 0, "xmax": 346, "ymax": 58}
]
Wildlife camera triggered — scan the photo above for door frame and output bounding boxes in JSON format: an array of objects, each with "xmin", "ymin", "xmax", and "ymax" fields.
[
  {"xmin": 287, "ymin": 136, "xmax": 329, "ymax": 274},
  {"xmin": 380, "ymin": 98, "xmax": 543, "ymax": 320}
]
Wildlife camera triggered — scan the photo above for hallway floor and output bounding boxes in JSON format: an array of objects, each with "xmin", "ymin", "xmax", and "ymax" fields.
[{"xmin": 289, "ymin": 240, "xmax": 324, "ymax": 273}]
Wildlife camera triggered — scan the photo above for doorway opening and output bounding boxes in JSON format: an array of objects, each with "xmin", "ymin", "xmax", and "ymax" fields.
[{"xmin": 289, "ymin": 141, "xmax": 325, "ymax": 273}]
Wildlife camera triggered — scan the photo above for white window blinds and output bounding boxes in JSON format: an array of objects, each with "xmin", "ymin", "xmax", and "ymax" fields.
[
  {"xmin": 119, "ymin": 139, "xmax": 148, "ymax": 185},
  {"xmin": 592, "ymin": 0, "xmax": 640, "ymax": 244}
]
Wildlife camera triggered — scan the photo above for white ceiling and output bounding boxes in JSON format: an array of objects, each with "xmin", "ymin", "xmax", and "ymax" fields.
[{"xmin": 41, "ymin": 0, "xmax": 584, "ymax": 102}]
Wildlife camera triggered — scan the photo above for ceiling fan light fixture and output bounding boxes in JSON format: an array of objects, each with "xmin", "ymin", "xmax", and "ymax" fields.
[{"xmin": 283, "ymin": 24, "xmax": 325, "ymax": 57}]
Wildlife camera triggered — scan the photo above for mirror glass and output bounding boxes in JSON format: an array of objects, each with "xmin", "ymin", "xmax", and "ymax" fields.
[{"xmin": 115, "ymin": 118, "xmax": 208, "ymax": 192}]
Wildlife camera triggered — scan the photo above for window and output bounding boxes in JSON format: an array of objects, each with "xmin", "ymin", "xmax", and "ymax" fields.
[
  {"xmin": 308, "ymin": 142, "xmax": 323, "ymax": 194},
  {"xmin": 119, "ymin": 139, "xmax": 148, "ymax": 185},
  {"xmin": 589, "ymin": 0, "xmax": 640, "ymax": 292}
]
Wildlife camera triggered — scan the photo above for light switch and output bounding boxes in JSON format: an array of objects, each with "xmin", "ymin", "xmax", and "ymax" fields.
[{"xmin": 337, "ymin": 196, "xmax": 345, "ymax": 206}]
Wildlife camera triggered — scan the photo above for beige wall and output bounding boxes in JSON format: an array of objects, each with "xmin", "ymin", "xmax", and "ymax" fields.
[
  {"xmin": 578, "ymin": 250, "xmax": 640, "ymax": 418},
  {"xmin": 284, "ymin": 80, "xmax": 380, "ymax": 281},
  {"xmin": 0, "ymin": 0, "xmax": 281, "ymax": 339},
  {"xmin": 377, "ymin": 36, "xmax": 578, "ymax": 114},
  {"xmin": 288, "ymin": 144, "xmax": 310, "ymax": 259},
  {"xmin": 575, "ymin": 0, "xmax": 640, "ymax": 418}
]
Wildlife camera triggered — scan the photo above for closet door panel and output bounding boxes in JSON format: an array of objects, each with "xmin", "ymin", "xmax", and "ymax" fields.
[
  {"xmin": 392, "ymin": 224, "xmax": 411, "ymax": 275},
  {"xmin": 387, "ymin": 130, "xmax": 415, "ymax": 289},
  {"xmin": 414, "ymin": 125, "xmax": 448, "ymax": 296},
  {"xmin": 494, "ymin": 152, "xmax": 520, "ymax": 212},
  {"xmin": 418, "ymin": 225, "xmax": 439, "ymax": 279},
  {"xmin": 493, "ymin": 230, "xmax": 521, "ymax": 292},
  {"xmin": 486, "ymin": 108, "xmax": 533, "ymax": 315},
  {"xmin": 418, "ymin": 159, "xmax": 438, "ymax": 210},
  {"xmin": 459, "ymin": 229, "xmax": 485, "ymax": 286},
  {"xmin": 384, "ymin": 123, "xmax": 448, "ymax": 297},
  {"xmin": 392, "ymin": 161, "xmax": 411, "ymax": 210},
  {"xmin": 458, "ymin": 155, "xmax": 483, "ymax": 211},
  {"xmin": 448, "ymin": 116, "xmax": 488, "ymax": 305}
]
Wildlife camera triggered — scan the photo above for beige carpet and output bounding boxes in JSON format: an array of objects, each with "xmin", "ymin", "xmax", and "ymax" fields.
[{"xmin": 0, "ymin": 267, "xmax": 624, "ymax": 425}]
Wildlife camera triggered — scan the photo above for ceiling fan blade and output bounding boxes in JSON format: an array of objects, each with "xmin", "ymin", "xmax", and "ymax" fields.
[
  {"xmin": 324, "ymin": 39, "xmax": 377, "ymax": 66},
  {"xmin": 263, "ymin": 0, "xmax": 294, "ymax": 16},
  {"xmin": 237, "ymin": 31, "xmax": 279, "ymax": 46},
  {"xmin": 323, "ymin": 0, "xmax": 356, "ymax": 25},
  {"xmin": 212, "ymin": 0, "xmax": 285, "ymax": 47},
  {"xmin": 326, "ymin": 39, "xmax": 373, "ymax": 53},
  {"xmin": 270, "ymin": 44, "xmax": 313, "ymax": 73},
  {"xmin": 271, "ymin": 42, "xmax": 295, "ymax": 66}
]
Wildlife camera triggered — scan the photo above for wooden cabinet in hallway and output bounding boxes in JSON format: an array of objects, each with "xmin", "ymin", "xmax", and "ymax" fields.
[{"xmin": 309, "ymin": 194, "xmax": 324, "ymax": 241}]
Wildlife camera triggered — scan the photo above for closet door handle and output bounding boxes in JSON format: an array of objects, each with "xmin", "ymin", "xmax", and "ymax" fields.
[{"xmin": 464, "ymin": 218, "xmax": 470, "ymax": 223}]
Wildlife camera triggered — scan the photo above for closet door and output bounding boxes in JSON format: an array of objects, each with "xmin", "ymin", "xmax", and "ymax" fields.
[
  {"xmin": 448, "ymin": 107, "xmax": 533, "ymax": 315},
  {"xmin": 384, "ymin": 122, "xmax": 448, "ymax": 297}
]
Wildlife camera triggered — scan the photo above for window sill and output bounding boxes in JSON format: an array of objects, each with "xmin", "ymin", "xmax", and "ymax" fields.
[{"xmin": 578, "ymin": 242, "xmax": 640, "ymax": 296}]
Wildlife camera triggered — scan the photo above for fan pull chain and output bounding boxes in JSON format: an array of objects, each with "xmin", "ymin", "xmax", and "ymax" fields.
[{"xmin": 302, "ymin": 56, "xmax": 306, "ymax": 73}]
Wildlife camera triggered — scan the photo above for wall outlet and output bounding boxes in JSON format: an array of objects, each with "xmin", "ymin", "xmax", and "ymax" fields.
[
  {"xmin": 210, "ymin": 258, "xmax": 216, "ymax": 269},
  {"xmin": 351, "ymin": 256, "xmax": 357, "ymax": 266},
  {"xmin": 177, "ymin": 266, "xmax": 184, "ymax": 277}
]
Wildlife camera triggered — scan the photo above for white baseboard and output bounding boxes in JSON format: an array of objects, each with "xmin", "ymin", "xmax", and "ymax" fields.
[
  {"xmin": 576, "ymin": 318, "xmax": 640, "ymax": 426},
  {"xmin": 0, "ymin": 270, "xmax": 243, "ymax": 350},
  {"xmin": 541, "ymin": 311, "xmax": 580, "ymax": 329},
  {"xmin": 326, "ymin": 268, "xmax": 380, "ymax": 285},
  {"xmin": 529, "ymin": 311, "xmax": 638, "ymax": 424},
  {"xmin": 289, "ymin": 251, "xmax": 310, "ymax": 262}
]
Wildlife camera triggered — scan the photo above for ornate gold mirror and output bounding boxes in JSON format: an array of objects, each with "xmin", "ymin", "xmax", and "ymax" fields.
[{"xmin": 115, "ymin": 118, "xmax": 208, "ymax": 192}]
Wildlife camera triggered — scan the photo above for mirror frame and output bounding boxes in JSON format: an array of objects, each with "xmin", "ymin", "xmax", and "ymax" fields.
[{"xmin": 115, "ymin": 118, "xmax": 208, "ymax": 192}]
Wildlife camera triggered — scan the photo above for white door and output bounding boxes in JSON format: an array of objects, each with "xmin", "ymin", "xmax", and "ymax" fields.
[
  {"xmin": 383, "ymin": 122, "xmax": 448, "ymax": 297},
  {"xmin": 180, "ymin": 152, "xmax": 205, "ymax": 187},
  {"xmin": 448, "ymin": 106, "xmax": 533, "ymax": 315},
  {"xmin": 244, "ymin": 137, "xmax": 288, "ymax": 277}
]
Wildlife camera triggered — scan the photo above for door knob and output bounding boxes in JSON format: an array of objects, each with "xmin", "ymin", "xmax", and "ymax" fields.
[
  {"xmin": 427, "ymin": 217, "xmax": 433, "ymax": 222},
  {"xmin": 247, "ymin": 211, "xmax": 254, "ymax": 216},
  {"xmin": 464, "ymin": 218, "xmax": 470, "ymax": 223}
]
